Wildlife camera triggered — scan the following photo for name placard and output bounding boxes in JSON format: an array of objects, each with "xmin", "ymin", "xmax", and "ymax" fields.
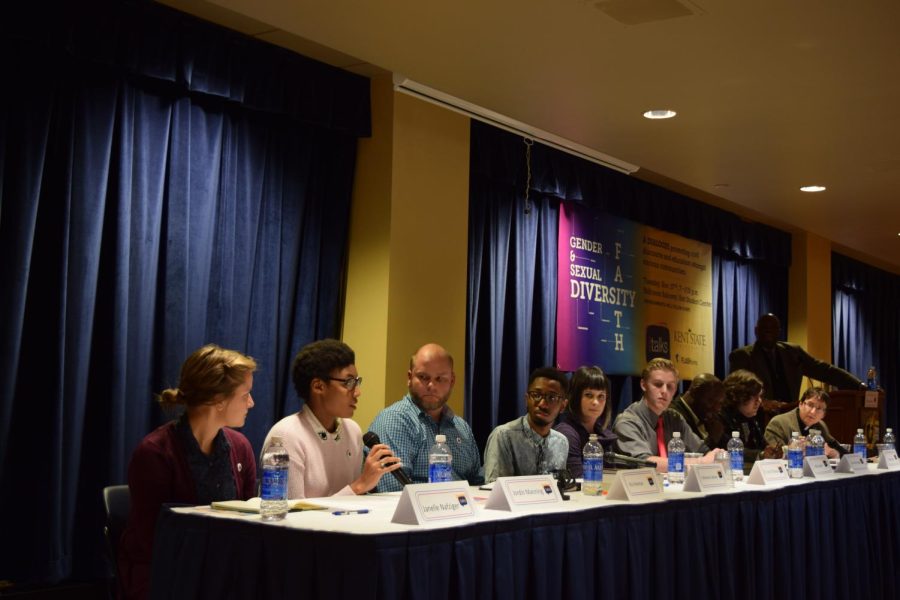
[
  {"xmin": 683, "ymin": 463, "xmax": 730, "ymax": 492},
  {"xmin": 747, "ymin": 459, "xmax": 790, "ymax": 485},
  {"xmin": 836, "ymin": 453, "xmax": 868, "ymax": 474},
  {"xmin": 606, "ymin": 468, "xmax": 665, "ymax": 501},
  {"xmin": 877, "ymin": 449, "xmax": 900, "ymax": 471},
  {"xmin": 803, "ymin": 455, "xmax": 836, "ymax": 479},
  {"xmin": 391, "ymin": 481, "xmax": 476, "ymax": 525},
  {"xmin": 484, "ymin": 475, "xmax": 563, "ymax": 512}
]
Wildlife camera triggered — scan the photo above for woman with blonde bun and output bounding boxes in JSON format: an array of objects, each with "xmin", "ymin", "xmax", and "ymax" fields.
[{"xmin": 118, "ymin": 344, "xmax": 258, "ymax": 600}]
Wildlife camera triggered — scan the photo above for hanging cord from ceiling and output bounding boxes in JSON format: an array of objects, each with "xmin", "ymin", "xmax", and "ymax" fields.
[{"xmin": 523, "ymin": 137, "xmax": 534, "ymax": 214}]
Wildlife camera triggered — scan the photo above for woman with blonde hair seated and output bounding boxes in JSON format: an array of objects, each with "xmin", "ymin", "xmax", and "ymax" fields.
[{"xmin": 118, "ymin": 344, "xmax": 258, "ymax": 600}]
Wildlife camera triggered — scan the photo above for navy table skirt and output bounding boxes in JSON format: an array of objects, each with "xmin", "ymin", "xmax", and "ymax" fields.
[{"xmin": 151, "ymin": 472, "xmax": 900, "ymax": 600}]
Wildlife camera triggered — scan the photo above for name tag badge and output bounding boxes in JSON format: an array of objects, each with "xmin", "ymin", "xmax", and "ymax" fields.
[
  {"xmin": 606, "ymin": 468, "xmax": 665, "ymax": 501},
  {"xmin": 391, "ymin": 481, "xmax": 476, "ymax": 525},
  {"xmin": 747, "ymin": 459, "xmax": 790, "ymax": 485},
  {"xmin": 836, "ymin": 453, "xmax": 868, "ymax": 474},
  {"xmin": 683, "ymin": 463, "xmax": 730, "ymax": 492},
  {"xmin": 803, "ymin": 455, "xmax": 836, "ymax": 479},
  {"xmin": 484, "ymin": 475, "xmax": 563, "ymax": 512},
  {"xmin": 878, "ymin": 449, "xmax": 900, "ymax": 471}
]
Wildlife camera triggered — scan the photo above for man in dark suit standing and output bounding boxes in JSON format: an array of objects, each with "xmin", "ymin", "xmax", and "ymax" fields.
[{"xmin": 728, "ymin": 314, "xmax": 865, "ymax": 406}]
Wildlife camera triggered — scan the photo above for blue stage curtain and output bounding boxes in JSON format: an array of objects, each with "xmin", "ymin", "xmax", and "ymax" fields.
[
  {"xmin": 832, "ymin": 253, "xmax": 899, "ymax": 428},
  {"xmin": 467, "ymin": 122, "xmax": 789, "ymax": 447},
  {"xmin": 0, "ymin": 1, "xmax": 368, "ymax": 585}
]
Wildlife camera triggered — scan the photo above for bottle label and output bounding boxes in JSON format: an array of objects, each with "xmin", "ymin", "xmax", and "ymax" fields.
[
  {"xmin": 261, "ymin": 466, "xmax": 288, "ymax": 500},
  {"xmin": 853, "ymin": 444, "xmax": 867, "ymax": 458},
  {"xmin": 730, "ymin": 450, "xmax": 744, "ymax": 473},
  {"xmin": 788, "ymin": 449, "xmax": 803, "ymax": 470},
  {"xmin": 668, "ymin": 452, "xmax": 684, "ymax": 474},
  {"xmin": 428, "ymin": 462, "xmax": 453, "ymax": 483},
  {"xmin": 583, "ymin": 457, "xmax": 603, "ymax": 483}
]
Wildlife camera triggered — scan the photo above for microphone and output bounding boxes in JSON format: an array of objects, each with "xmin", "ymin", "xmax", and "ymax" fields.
[
  {"xmin": 362, "ymin": 432, "xmax": 412, "ymax": 487},
  {"xmin": 604, "ymin": 451, "xmax": 656, "ymax": 469}
]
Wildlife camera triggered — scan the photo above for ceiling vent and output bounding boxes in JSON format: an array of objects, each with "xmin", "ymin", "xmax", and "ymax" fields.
[{"xmin": 593, "ymin": 0, "xmax": 705, "ymax": 25}]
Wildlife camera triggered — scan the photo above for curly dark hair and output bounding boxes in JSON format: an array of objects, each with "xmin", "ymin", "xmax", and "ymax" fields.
[
  {"xmin": 291, "ymin": 339, "xmax": 355, "ymax": 402},
  {"xmin": 722, "ymin": 369, "xmax": 763, "ymax": 408}
]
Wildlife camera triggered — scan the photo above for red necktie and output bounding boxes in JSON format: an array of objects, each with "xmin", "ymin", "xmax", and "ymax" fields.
[{"xmin": 657, "ymin": 416, "xmax": 667, "ymax": 458}]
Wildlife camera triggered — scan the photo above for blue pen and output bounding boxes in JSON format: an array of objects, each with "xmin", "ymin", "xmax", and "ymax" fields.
[{"xmin": 332, "ymin": 509, "xmax": 370, "ymax": 516}]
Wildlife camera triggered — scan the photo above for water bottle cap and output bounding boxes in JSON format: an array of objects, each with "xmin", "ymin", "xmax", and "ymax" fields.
[
  {"xmin": 888, "ymin": 428, "xmax": 893, "ymax": 433},
  {"xmin": 672, "ymin": 432, "xmax": 681, "ymax": 438},
  {"xmin": 791, "ymin": 431, "xmax": 799, "ymax": 437},
  {"xmin": 588, "ymin": 433, "xmax": 598, "ymax": 440},
  {"xmin": 732, "ymin": 431, "xmax": 739, "ymax": 437},
  {"xmin": 435, "ymin": 434, "xmax": 446, "ymax": 443},
  {"xmin": 269, "ymin": 436, "xmax": 283, "ymax": 445},
  {"xmin": 857, "ymin": 428, "xmax": 863, "ymax": 433}
]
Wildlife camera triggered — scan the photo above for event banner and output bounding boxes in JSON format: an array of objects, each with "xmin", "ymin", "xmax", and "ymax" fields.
[{"xmin": 556, "ymin": 203, "xmax": 713, "ymax": 378}]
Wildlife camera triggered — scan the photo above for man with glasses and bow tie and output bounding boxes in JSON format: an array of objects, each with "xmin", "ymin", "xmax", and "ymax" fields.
[
  {"xmin": 483, "ymin": 368, "xmax": 570, "ymax": 482},
  {"xmin": 613, "ymin": 358, "xmax": 718, "ymax": 473},
  {"xmin": 764, "ymin": 387, "xmax": 846, "ymax": 458},
  {"xmin": 368, "ymin": 343, "xmax": 484, "ymax": 492}
]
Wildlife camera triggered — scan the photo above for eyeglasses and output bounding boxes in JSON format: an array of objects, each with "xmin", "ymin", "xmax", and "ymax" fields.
[
  {"xmin": 327, "ymin": 376, "xmax": 363, "ymax": 390},
  {"xmin": 527, "ymin": 390, "xmax": 563, "ymax": 405},
  {"xmin": 802, "ymin": 401, "xmax": 827, "ymax": 414}
]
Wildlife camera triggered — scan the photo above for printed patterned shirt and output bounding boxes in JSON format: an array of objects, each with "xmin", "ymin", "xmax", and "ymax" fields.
[{"xmin": 483, "ymin": 416, "xmax": 568, "ymax": 482}]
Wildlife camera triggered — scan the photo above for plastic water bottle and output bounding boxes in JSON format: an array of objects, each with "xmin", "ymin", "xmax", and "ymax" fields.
[
  {"xmin": 853, "ymin": 428, "xmax": 867, "ymax": 458},
  {"xmin": 428, "ymin": 434, "xmax": 453, "ymax": 483},
  {"xmin": 714, "ymin": 449, "xmax": 733, "ymax": 487},
  {"xmin": 807, "ymin": 429, "xmax": 825, "ymax": 457},
  {"xmin": 884, "ymin": 428, "xmax": 896, "ymax": 451},
  {"xmin": 726, "ymin": 431, "xmax": 744, "ymax": 481},
  {"xmin": 788, "ymin": 432, "xmax": 804, "ymax": 478},
  {"xmin": 866, "ymin": 366, "xmax": 878, "ymax": 391},
  {"xmin": 582, "ymin": 433, "xmax": 604, "ymax": 496},
  {"xmin": 667, "ymin": 432, "xmax": 686, "ymax": 484},
  {"xmin": 260, "ymin": 436, "xmax": 289, "ymax": 521}
]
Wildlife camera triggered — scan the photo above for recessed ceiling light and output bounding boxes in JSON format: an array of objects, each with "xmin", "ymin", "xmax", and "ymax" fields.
[
  {"xmin": 643, "ymin": 109, "xmax": 677, "ymax": 120},
  {"xmin": 800, "ymin": 185, "xmax": 826, "ymax": 192}
]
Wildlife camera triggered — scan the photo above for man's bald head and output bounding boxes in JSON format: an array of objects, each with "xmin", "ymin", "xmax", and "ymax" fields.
[{"xmin": 407, "ymin": 343, "xmax": 455, "ymax": 419}]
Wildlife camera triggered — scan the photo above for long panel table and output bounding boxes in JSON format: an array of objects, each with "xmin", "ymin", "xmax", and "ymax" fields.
[{"xmin": 150, "ymin": 468, "xmax": 900, "ymax": 600}]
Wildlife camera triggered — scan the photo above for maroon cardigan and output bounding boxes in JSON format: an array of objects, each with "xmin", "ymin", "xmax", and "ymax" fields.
[{"xmin": 117, "ymin": 422, "xmax": 257, "ymax": 600}]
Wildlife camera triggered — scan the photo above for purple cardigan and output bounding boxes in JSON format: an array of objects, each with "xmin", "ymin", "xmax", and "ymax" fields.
[
  {"xmin": 553, "ymin": 411, "xmax": 617, "ymax": 478},
  {"xmin": 117, "ymin": 422, "xmax": 256, "ymax": 600}
]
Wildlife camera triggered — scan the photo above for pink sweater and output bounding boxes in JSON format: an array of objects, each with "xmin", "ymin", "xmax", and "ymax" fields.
[{"xmin": 264, "ymin": 408, "xmax": 364, "ymax": 498}]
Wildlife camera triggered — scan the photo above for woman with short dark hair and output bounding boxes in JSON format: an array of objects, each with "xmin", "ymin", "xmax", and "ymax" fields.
[{"xmin": 553, "ymin": 366, "xmax": 617, "ymax": 478}]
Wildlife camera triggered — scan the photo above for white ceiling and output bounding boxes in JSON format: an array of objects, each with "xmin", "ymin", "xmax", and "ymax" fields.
[{"xmin": 160, "ymin": 0, "xmax": 900, "ymax": 272}]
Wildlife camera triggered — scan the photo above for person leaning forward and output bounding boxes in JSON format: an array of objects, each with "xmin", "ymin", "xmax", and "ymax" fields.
[{"xmin": 729, "ymin": 314, "xmax": 864, "ymax": 406}]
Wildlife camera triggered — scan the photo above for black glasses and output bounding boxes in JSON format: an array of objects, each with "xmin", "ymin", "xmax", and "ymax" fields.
[
  {"xmin": 527, "ymin": 390, "xmax": 563, "ymax": 405},
  {"xmin": 327, "ymin": 376, "xmax": 363, "ymax": 390}
]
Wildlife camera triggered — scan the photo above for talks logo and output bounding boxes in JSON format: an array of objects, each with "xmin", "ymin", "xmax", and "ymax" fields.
[{"xmin": 646, "ymin": 324, "xmax": 670, "ymax": 361}]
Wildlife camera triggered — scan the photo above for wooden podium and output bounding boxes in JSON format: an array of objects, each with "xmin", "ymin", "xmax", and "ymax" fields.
[{"xmin": 825, "ymin": 389, "xmax": 885, "ymax": 450}]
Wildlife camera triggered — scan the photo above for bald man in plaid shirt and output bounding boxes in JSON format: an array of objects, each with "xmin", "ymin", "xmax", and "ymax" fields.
[{"xmin": 367, "ymin": 343, "xmax": 483, "ymax": 492}]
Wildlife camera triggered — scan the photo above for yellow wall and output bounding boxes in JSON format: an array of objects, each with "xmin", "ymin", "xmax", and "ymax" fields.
[
  {"xmin": 345, "ymin": 77, "xmax": 851, "ymax": 422},
  {"xmin": 787, "ymin": 231, "xmax": 834, "ymax": 397},
  {"xmin": 343, "ymin": 77, "xmax": 470, "ymax": 431}
]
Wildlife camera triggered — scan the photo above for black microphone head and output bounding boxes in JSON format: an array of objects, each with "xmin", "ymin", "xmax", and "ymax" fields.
[{"xmin": 363, "ymin": 431, "xmax": 380, "ymax": 449}]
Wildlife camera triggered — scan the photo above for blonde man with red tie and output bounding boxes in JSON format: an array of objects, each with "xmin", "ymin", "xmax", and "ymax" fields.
[{"xmin": 613, "ymin": 358, "xmax": 719, "ymax": 473}]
